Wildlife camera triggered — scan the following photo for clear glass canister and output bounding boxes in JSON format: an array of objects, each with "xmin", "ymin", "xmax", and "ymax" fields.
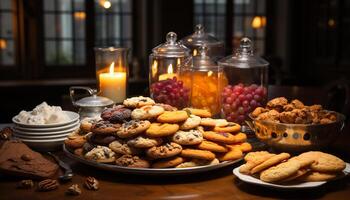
[
  {"xmin": 149, "ymin": 32, "xmax": 192, "ymax": 109},
  {"xmin": 190, "ymin": 45, "xmax": 228, "ymax": 116},
  {"xmin": 218, "ymin": 38, "xmax": 269, "ymax": 124},
  {"xmin": 180, "ymin": 24, "xmax": 225, "ymax": 61}
]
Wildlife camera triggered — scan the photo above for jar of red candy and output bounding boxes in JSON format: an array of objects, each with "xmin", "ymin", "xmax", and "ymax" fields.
[
  {"xmin": 218, "ymin": 38, "xmax": 269, "ymax": 124},
  {"xmin": 149, "ymin": 32, "xmax": 192, "ymax": 109}
]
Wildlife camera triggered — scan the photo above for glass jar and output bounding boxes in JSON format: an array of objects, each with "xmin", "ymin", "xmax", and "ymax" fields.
[
  {"xmin": 189, "ymin": 45, "xmax": 228, "ymax": 116},
  {"xmin": 94, "ymin": 47, "xmax": 129, "ymax": 103},
  {"xmin": 180, "ymin": 24, "xmax": 224, "ymax": 61},
  {"xmin": 218, "ymin": 38, "xmax": 269, "ymax": 124},
  {"xmin": 149, "ymin": 32, "xmax": 192, "ymax": 109}
]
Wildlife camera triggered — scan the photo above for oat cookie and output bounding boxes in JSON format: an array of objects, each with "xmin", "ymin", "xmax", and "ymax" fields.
[
  {"xmin": 145, "ymin": 123, "xmax": 179, "ymax": 137},
  {"xmin": 146, "ymin": 142, "xmax": 182, "ymax": 159},
  {"xmin": 200, "ymin": 118, "xmax": 217, "ymax": 127},
  {"xmin": 91, "ymin": 120, "xmax": 121, "ymax": 135},
  {"xmin": 127, "ymin": 136, "xmax": 163, "ymax": 148},
  {"xmin": 180, "ymin": 115, "xmax": 201, "ymax": 130},
  {"xmin": 213, "ymin": 122, "xmax": 241, "ymax": 133},
  {"xmin": 115, "ymin": 155, "xmax": 150, "ymax": 168},
  {"xmin": 218, "ymin": 147, "xmax": 243, "ymax": 161},
  {"xmin": 196, "ymin": 140, "xmax": 228, "ymax": 153},
  {"xmin": 123, "ymin": 96, "xmax": 155, "ymax": 108},
  {"xmin": 116, "ymin": 120, "xmax": 151, "ymax": 138},
  {"xmin": 260, "ymin": 160, "xmax": 301, "ymax": 183},
  {"xmin": 202, "ymin": 131, "xmax": 236, "ymax": 144},
  {"xmin": 299, "ymin": 151, "xmax": 346, "ymax": 173},
  {"xmin": 172, "ymin": 130, "xmax": 203, "ymax": 145},
  {"xmin": 183, "ymin": 108, "xmax": 212, "ymax": 118},
  {"xmin": 250, "ymin": 153, "xmax": 290, "ymax": 174},
  {"xmin": 157, "ymin": 111, "xmax": 189, "ymax": 123},
  {"xmin": 131, "ymin": 105, "xmax": 164, "ymax": 120},
  {"xmin": 109, "ymin": 140, "xmax": 141, "ymax": 155},
  {"xmin": 101, "ymin": 105, "xmax": 132, "ymax": 123},
  {"xmin": 180, "ymin": 149, "xmax": 216, "ymax": 160},
  {"xmin": 152, "ymin": 157, "xmax": 185, "ymax": 168},
  {"xmin": 84, "ymin": 146, "xmax": 115, "ymax": 163}
]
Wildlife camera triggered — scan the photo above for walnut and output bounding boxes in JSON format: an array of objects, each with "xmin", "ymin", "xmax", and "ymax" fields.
[
  {"xmin": 17, "ymin": 180, "xmax": 34, "ymax": 189},
  {"xmin": 84, "ymin": 177, "xmax": 99, "ymax": 190},
  {"xmin": 0, "ymin": 127, "xmax": 13, "ymax": 140},
  {"xmin": 37, "ymin": 179, "xmax": 59, "ymax": 191},
  {"xmin": 66, "ymin": 184, "xmax": 81, "ymax": 196}
]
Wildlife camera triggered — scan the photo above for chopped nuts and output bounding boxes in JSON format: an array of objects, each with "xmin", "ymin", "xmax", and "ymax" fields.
[
  {"xmin": 84, "ymin": 177, "xmax": 99, "ymax": 190},
  {"xmin": 66, "ymin": 184, "xmax": 81, "ymax": 196},
  {"xmin": 0, "ymin": 127, "xmax": 13, "ymax": 140},
  {"xmin": 37, "ymin": 179, "xmax": 59, "ymax": 192},
  {"xmin": 17, "ymin": 180, "xmax": 34, "ymax": 189}
]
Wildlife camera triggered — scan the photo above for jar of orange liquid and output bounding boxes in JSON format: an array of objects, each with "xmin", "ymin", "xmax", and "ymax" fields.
[{"xmin": 189, "ymin": 45, "xmax": 228, "ymax": 115}]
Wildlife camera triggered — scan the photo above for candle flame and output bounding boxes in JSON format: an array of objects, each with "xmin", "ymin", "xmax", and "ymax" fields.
[
  {"xmin": 152, "ymin": 60, "xmax": 158, "ymax": 78},
  {"xmin": 251, "ymin": 16, "xmax": 266, "ymax": 29},
  {"xmin": 109, "ymin": 62, "xmax": 115, "ymax": 74},
  {"xmin": 167, "ymin": 64, "xmax": 173, "ymax": 74},
  {"xmin": 193, "ymin": 49, "xmax": 197, "ymax": 56}
]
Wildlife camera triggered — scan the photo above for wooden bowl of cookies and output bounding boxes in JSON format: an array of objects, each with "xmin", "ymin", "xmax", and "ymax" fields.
[{"xmin": 247, "ymin": 97, "xmax": 346, "ymax": 152}]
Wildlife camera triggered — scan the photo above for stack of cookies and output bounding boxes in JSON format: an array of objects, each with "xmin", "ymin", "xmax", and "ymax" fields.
[
  {"xmin": 239, "ymin": 151, "xmax": 346, "ymax": 183},
  {"xmin": 64, "ymin": 96, "xmax": 252, "ymax": 168}
]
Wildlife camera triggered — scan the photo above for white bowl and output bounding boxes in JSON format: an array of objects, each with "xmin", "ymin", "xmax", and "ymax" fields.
[
  {"xmin": 13, "ymin": 124, "xmax": 79, "ymax": 136},
  {"xmin": 14, "ymin": 120, "xmax": 79, "ymax": 132},
  {"xmin": 12, "ymin": 111, "xmax": 80, "ymax": 128},
  {"xmin": 19, "ymin": 139, "xmax": 65, "ymax": 151},
  {"xmin": 14, "ymin": 132, "xmax": 70, "ymax": 140}
]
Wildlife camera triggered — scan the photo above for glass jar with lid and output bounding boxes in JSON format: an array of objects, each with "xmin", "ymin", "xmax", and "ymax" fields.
[
  {"xmin": 180, "ymin": 24, "xmax": 224, "ymax": 61},
  {"xmin": 218, "ymin": 38, "xmax": 269, "ymax": 124},
  {"xmin": 189, "ymin": 45, "xmax": 228, "ymax": 116},
  {"xmin": 149, "ymin": 32, "xmax": 192, "ymax": 109}
]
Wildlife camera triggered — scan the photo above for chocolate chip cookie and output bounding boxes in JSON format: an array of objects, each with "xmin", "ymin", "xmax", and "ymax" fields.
[
  {"xmin": 101, "ymin": 105, "xmax": 132, "ymax": 123},
  {"xmin": 117, "ymin": 120, "xmax": 151, "ymax": 138},
  {"xmin": 172, "ymin": 130, "xmax": 203, "ymax": 145},
  {"xmin": 115, "ymin": 155, "xmax": 150, "ymax": 168},
  {"xmin": 91, "ymin": 120, "xmax": 121, "ymax": 135},
  {"xmin": 146, "ymin": 142, "xmax": 182, "ymax": 159}
]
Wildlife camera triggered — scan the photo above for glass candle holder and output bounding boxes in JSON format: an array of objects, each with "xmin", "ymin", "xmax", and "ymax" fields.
[{"xmin": 94, "ymin": 47, "xmax": 129, "ymax": 103}]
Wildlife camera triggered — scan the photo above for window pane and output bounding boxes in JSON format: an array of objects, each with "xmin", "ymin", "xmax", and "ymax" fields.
[
  {"xmin": 245, "ymin": 0, "xmax": 255, "ymax": 14},
  {"xmin": 74, "ymin": 0, "xmax": 85, "ymax": 11},
  {"xmin": 204, "ymin": 0, "xmax": 215, "ymax": 14},
  {"xmin": 44, "ymin": 0, "xmax": 55, "ymax": 11},
  {"xmin": 44, "ymin": 14, "xmax": 56, "ymax": 38},
  {"xmin": 194, "ymin": 0, "xmax": 203, "ymax": 14},
  {"xmin": 0, "ymin": 0, "xmax": 12, "ymax": 9},
  {"xmin": 0, "ymin": 3, "xmax": 16, "ymax": 66},
  {"xmin": 217, "ymin": 0, "xmax": 226, "ymax": 14},
  {"xmin": 45, "ymin": 41, "xmax": 57, "ymax": 64},
  {"xmin": 244, "ymin": 16, "xmax": 254, "ymax": 38},
  {"xmin": 75, "ymin": 40, "xmax": 85, "ymax": 64},
  {"xmin": 74, "ymin": 12, "xmax": 85, "ymax": 39},
  {"xmin": 57, "ymin": 0, "xmax": 72, "ymax": 11},
  {"xmin": 0, "ymin": 13, "xmax": 13, "ymax": 38},
  {"xmin": 58, "ymin": 40, "xmax": 73, "ymax": 64},
  {"xmin": 1, "ymin": 40, "xmax": 15, "ymax": 65},
  {"xmin": 257, "ymin": 0, "xmax": 266, "ymax": 14}
]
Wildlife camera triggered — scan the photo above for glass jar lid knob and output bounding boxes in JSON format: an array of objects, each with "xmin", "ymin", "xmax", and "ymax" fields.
[
  {"xmin": 166, "ymin": 32, "xmax": 177, "ymax": 45},
  {"xmin": 236, "ymin": 37, "xmax": 253, "ymax": 59}
]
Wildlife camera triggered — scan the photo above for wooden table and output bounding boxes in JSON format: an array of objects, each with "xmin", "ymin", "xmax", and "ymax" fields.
[{"xmin": 1, "ymin": 85, "xmax": 350, "ymax": 200}]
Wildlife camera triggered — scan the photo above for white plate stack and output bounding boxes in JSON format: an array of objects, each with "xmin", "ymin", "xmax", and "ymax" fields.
[{"xmin": 12, "ymin": 111, "xmax": 80, "ymax": 151}]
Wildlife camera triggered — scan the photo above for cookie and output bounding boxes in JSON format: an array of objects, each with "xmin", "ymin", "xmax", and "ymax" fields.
[
  {"xmin": 299, "ymin": 151, "xmax": 346, "ymax": 173},
  {"xmin": 180, "ymin": 149, "xmax": 216, "ymax": 160},
  {"xmin": 250, "ymin": 153, "xmax": 290, "ymax": 174},
  {"xmin": 297, "ymin": 171, "xmax": 339, "ymax": 182},
  {"xmin": 200, "ymin": 118, "xmax": 217, "ymax": 127},
  {"xmin": 202, "ymin": 131, "xmax": 236, "ymax": 144},
  {"xmin": 64, "ymin": 135, "xmax": 86, "ymax": 149},
  {"xmin": 233, "ymin": 132, "xmax": 247, "ymax": 143},
  {"xmin": 115, "ymin": 155, "xmax": 150, "ymax": 168},
  {"xmin": 155, "ymin": 103, "xmax": 177, "ymax": 111},
  {"xmin": 80, "ymin": 117, "xmax": 101, "ymax": 133},
  {"xmin": 101, "ymin": 105, "xmax": 132, "ymax": 123},
  {"xmin": 218, "ymin": 147, "xmax": 243, "ymax": 161},
  {"xmin": 288, "ymin": 155, "xmax": 315, "ymax": 168},
  {"xmin": 176, "ymin": 158, "xmax": 219, "ymax": 168},
  {"xmin": 227, "ymin": 142, "xmax": 252, "ymax": 153},
  {"xmin": 131, "ymin": 105, "xmax": 165, "ymax": 120},
  {"xmin": 260, "ymin": 160, "xmax": 301, "ymax": 183},
  {"xmin": 116, "ymin": 120, "xmax": 151, "ymax": 138},
  {"xmin": 84, "ymin": 146, "xmax": 116, "ymax": 163},
  {"xmin": 74, "ymin": 148, "xmax": 84, "ymax": 157},
  {"xmin": 123, "ymin": 96, "xmax": 155, "ymax": 108},
  {"xmin": 183, "ymin": 108, "xmax": 212, "ymax": 118},
  {"xmin": 146, "ymin": 142, "xmax": 182, "ymax": 159},
  {"xmin": 244, "ymin": 151, "xmax": 275, "ymax": 162},
  {"xmin": 109, "ymin": 140, "xmax": 141, "ymax": 155},
  {"xmin": 280, "ymin": 168, "xmax": 309, "ymax": 183},
  {"xmin": 157, "ymin": 111, "xmax": 189, "ymax": 123},
  {"xmin": 213, "ymin": 122, "xmax": 241, "ymax": 133},
  {"xmin": 214, "ymin": 119, "xmax": 229, "ymax": 127},
  {"xmin": 196, "ymin": 140, "xmax": 228, "ymax": 153},
  {"xmin": 180, "ymin": 115, "xmax": 201, "ymax": 130},
  {"xmin": 172, "ymin": 130, "xmax": 203, "ymax": 145},
  {"xmin": 145, "ymin": 123, "xmax": 179, "ymax": 137},
  {"xmin": 91, "ymin": 120, "xmax": 121, "ymax": 135},
  {"xmin": 88, "ymin": 134, "xmax": 117, "ymax": 146},
  {"xmin": 127, "ymin": 136, "xmax": 163, "ymax": 148},
  {"xmin": 152, "ymin": 156, "xmax": 185, "ymax": 168}
]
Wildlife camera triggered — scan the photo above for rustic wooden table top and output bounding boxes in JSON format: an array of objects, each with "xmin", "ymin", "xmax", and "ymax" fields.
[{"xmin": 1, "ymin": 85, "xmax": 350, "ymax": 200}]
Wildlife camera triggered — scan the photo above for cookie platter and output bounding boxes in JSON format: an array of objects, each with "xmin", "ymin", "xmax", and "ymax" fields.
[
  {"xmin": 64, "ymin": 145, "xmax": 242, "ymax": 175},
  {"xmin": 64, "ymin": 96, "xmax": 252, "ymax": 174}
]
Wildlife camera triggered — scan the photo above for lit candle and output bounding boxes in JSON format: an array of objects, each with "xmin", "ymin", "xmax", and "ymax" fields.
[
  {"xmin": 159, "ymin": 64, "xmax": 178, "ymax": 81},
  {"xmin": 99, "ymin": 62, "xmax": 126, "ymax": 103}
]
